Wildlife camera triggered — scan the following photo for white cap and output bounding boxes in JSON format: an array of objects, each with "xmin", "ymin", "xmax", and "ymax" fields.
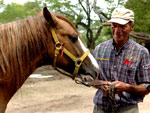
[{"xmin": 108, "ymin": 8, "xmax": 134, "ymax": 25}]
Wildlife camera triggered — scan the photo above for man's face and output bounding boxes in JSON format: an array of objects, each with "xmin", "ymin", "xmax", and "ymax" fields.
[{"xmin": 111, "ymin": 22, "xmax": 134, "ymax": 44}]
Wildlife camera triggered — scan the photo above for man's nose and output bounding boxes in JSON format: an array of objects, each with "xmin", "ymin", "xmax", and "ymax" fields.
[{"xmin": 115, "ymin": 27, "xmax": 122, "ymax": 33}]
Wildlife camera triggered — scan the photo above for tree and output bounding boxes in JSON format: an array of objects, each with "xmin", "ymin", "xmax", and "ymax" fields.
[
  {"xmin": 0, "ymin": 0, "xmax": 4, "ymax": 8},
  {"xmin": 125, "ymin": 0, "xmax": 150, "ymax": 34},
  {"xmin": 124, "ymin": 0, "xmax": 150, "ymax": 42},
  {"xmin": 45, "ymin": 0, "xmax": 126, "ymax": 50},
  {"xmin": 0, "ymin": 1, "xmax": 41, "ymax": 23},
  {"xmin": 0, "ymin": 0, "xmax": 127, "ymax": 50},
  {"xmin": 100, "ymin": 0, "xmax": 150, "ymax": 43},
  {"xmin": 0, "ymin": 3, "xmax": 25, "ymax": 23},
  {"xmin": 24, "ymin": 0, "xmax": 42, "ymax": 17}
]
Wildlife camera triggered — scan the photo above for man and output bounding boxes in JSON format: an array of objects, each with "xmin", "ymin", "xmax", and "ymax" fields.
[{"xmin": 93, "ymin": 8, "xmax": 150, "ymax": 113}]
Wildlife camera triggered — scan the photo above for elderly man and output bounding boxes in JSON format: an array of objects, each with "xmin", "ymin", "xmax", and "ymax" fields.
[{"xmin": 93, "ymin": 8, "xmax": 150, "ymax": 113}]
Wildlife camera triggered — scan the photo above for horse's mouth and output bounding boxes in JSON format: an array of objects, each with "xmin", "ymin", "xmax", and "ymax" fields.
[
  {"xmin": 74, "ymin": 75, "xmax": 93, "ymax": 87},
  {"xmin": 75, "ymin": 74, "xmax": 95, "ymax": 83},
  {"xmin": 75, "ymin": 74, "xmax": 100, "ymax": 87},
  {"xmin": 78, "ymin": 68, "xmax": 98, "ymax": 79}
]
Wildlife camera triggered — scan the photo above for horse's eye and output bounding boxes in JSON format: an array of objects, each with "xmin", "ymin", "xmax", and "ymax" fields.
[{"xmin": 69, "ymin": 36, "xmax": 78, "ymax": 43}]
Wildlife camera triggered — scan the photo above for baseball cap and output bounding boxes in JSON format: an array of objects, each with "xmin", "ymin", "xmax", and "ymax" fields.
[{"xmin": 108, "ymin": 8, "xmax": 134, "ymax": 25}]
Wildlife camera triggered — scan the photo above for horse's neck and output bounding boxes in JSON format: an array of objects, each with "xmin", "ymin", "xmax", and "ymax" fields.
[
  {"xmin": 0, "ymin": 105, "xmax": 6, "ymax": 113},
  {"xmin": 0, "ymin": 17, "xmax": 55, "ymax": 112},
  {"xmin": 10, "ymin": 48, "xmax": 48, "ymax": 93},
  {"xmin": 0, "ymin": 89, "xmax": 8, "ymax": 113},
  {"xmin": 2, "ymin": 35, "xmax": 52, "ymax": 111},
  {"xmin": 0, "ymin": 51, "xmax": 49, "ymax": 112}
]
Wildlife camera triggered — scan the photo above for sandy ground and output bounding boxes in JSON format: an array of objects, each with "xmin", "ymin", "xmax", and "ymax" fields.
[{"xmin": 5, "ymin": 66, "xmax": 150, "ymax": 113}]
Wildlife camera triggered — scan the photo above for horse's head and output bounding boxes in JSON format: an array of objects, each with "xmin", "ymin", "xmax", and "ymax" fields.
[{"xmin": 42, "ymin": 7, "xmax": 99, "ymax": 79}]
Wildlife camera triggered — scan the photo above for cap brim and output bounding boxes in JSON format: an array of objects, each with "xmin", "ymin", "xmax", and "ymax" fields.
[{"xmin": 108, "ymin": 18, "xmax": 129, "ymax": 25}]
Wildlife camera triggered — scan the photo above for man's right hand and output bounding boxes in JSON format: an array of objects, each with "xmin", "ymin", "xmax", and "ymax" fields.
[{"xmin": 93, "ymin": 79, "xmax": 112, "ymax": 96}]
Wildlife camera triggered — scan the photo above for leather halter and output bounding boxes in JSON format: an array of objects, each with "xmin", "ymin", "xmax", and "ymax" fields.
[{"xmin": 50, "ymin": 27, "xmax": 90, "ymax": 79}]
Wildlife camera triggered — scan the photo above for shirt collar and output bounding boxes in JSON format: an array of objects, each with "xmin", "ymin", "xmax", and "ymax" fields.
[{"xmin": 111, "ymin": 38, "xmax": 131, "ymax": 50}]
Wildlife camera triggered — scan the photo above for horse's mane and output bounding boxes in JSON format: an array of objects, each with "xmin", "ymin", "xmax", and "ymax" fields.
[{"xmin": 0, "ymin": 15, "xmax": 51, "ymax": 85}]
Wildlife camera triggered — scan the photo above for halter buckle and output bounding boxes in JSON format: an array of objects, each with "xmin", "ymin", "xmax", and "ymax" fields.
[
  {"xmin": 75, "ymin": 59, "xmax": 82, "ymax": 66},
  {"xmin": 55, "ymin": 42, "xmax": 62, "ymax": 50}
]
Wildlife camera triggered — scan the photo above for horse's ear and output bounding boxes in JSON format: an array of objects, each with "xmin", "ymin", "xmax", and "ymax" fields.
[
  {"xmin": 36, "ymin": 8, "xmax": 42, "ymax": 16},
  {"xmin": 43, "ymin": 7, "xmax": 57, "ymax": 26}
]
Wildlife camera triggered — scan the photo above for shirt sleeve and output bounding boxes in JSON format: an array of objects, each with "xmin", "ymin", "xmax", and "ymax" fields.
[{"xmin": 136, "ymin": 48, "xmax": 150, "ymax": 90}]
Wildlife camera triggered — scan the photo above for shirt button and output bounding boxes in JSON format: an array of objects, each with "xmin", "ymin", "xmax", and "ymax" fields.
[{"xmin": 111, "ymin": 78, "xmax": 115, "ymax": 81}]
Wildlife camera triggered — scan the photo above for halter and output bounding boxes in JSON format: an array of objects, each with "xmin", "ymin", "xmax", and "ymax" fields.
[{"xmin": 50, "ymin": 27, "xmax": 90, "ymax": 79}]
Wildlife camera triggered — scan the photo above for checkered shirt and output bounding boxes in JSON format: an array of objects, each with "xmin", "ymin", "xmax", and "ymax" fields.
[{"xmin": 93, "ymin": 39, "xmax": 150, "ymax": 111}]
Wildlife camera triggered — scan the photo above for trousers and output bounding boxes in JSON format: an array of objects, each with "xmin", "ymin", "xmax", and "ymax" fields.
[{"xmin": 93, "ymin": 104, "xmax": 139, "ymax": 113}]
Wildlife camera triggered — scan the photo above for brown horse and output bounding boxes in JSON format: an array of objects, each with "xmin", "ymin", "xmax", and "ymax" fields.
[{"xmin": 0, "ymin": 7, "xmax": 99, "ymax": 113}]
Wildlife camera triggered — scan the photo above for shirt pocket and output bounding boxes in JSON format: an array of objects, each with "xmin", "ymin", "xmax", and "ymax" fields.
[{"xmin": 126, "ymin": 64, "xmax": 137, "ymax": 85}]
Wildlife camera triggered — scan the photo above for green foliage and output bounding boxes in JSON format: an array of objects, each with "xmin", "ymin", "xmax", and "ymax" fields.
[
  {"xmin": 45, "ymin": 0, "xmax": 82, "ymax": 24},
  {"xmin": 95, "ymin": 26, "xmax": 112, "ymax": 46},
  {"xmin": 125, "ymin": 0, "xmax": 150, "ymax": 33},
  {"xmin": 44, "ymin": 0, "xmax": 127, "ymax": 49},
  {"xmin": 0, "ymin": 0, "xmax": 41, "ymax": 23},
  {"xmin": 0, "ymin": 3, "xmax": 25, "ymax": 23},
  {"xmin": 0, "ymin": 0, "xmax": 127, "ymax": 49},
  {"xmin": 24, "ymin": 0, "xmax": 42, "ymax": 16},
  {"xmin": 0, "ymin": 0, "xmax": 4, "ymax": 8}
]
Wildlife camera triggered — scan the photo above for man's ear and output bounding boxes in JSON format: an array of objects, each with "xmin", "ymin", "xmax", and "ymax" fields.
[
  {"xmin": 43, "ymin": 7, "xmax": 57, "ymax": 26},
  {"xmin": 131, "ymin": 23, "xmax": 134, "ymax": 31}
]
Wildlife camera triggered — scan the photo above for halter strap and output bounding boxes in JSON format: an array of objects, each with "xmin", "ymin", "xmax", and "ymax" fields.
[{"xmin": 50, "ymin": 27, "xmax": 89, "ymax": 79}]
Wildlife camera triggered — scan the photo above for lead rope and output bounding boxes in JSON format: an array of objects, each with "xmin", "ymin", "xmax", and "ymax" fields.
[
  {"xmin": 107, "ymin": 84, "xmax": 118, "ymax": 113},
  {"xmin": 75, "ymin": 79, "xmax": 118, "ymax": 113}
]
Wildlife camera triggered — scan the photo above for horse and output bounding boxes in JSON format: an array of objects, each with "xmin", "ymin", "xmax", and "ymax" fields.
[{"xmin": 0, "ymin": 7, "xmax": 99, "ymax": 113}]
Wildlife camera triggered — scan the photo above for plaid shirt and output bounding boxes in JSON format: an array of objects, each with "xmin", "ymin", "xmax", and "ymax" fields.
[{"xmin": 93, "ymin": 38, "xmax": 150, "ymax": 111}]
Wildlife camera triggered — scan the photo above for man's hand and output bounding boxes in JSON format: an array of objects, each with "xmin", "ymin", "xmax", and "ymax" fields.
[
  {"xmin": 111, "ymin": 81, "xmax": 128, "ymax": 94},
  {"xmin": 93, "ymin": 80, "xmax": 128, "ymax": 95},
  {"xmin": 93, "ymin": 79, "xmax": 112, "ymax": 96}
]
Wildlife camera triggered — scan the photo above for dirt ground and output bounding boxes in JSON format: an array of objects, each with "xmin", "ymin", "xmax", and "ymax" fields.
[{"xmin": 5, "ymin": 66, "xmax": 150, "ymax": 113}]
